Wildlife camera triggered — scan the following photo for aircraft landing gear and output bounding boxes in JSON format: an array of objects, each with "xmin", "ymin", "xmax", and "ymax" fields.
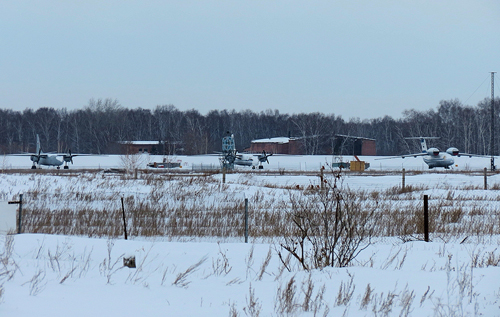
[
  {"xmin": 64, "ymin": 166, "xmax": 69, "ymax": 169},
  {"xmin": 31, "ymin": 165, "xmax": 37, "ymax": 169},
  {"xmin": 259, "ymin": 165, "xmax": 264, "ymax": 170}
]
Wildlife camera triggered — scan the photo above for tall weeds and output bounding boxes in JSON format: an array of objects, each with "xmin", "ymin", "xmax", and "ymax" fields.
[{"xmin": 8, "ymin": 170, "xmax": 500, "ymax": 240}]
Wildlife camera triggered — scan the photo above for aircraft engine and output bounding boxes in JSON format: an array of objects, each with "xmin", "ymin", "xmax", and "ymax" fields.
[
  {"xmin": 257, "ymin": 150, "xmax": 272, "ymax": 164},
  {"xmin": 30, "ymin": 155, "xmax": 39, "ymax": 163},
  {"xmin": 446, "ymin": 147, "xmax": 459, "ymax": 156},
  {"xmin": 63, "ymin": 149, "xmax": 74, "ymax": 164},
  {"xmin": 428, "ymin": 147, "xmax": 440, "ymax": 156}
]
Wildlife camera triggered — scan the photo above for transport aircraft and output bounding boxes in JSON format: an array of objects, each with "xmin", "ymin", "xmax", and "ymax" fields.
[
  {"xmin": 377, "ymin": 137, "xmax": 487, "ymax": 169},
  {"xmin": 232, "ymin": 150, "xmax": 273, "ymax": 169},
  {"xmin": 13, "ymin": 134, "xmax": 87, "ymax": 169}
]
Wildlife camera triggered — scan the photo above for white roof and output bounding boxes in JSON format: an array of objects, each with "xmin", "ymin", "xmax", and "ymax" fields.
[{"xmin": 251, "ymin": 137, "xmax": 290, "ymax": 144}]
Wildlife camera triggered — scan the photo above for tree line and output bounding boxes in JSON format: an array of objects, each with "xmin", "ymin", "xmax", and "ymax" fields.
[{"xmin": 0, "ymin": 97, "xmax": 499, "ymax": 156}]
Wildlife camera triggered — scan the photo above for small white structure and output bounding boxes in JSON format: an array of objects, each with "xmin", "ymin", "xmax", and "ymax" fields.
[{"xmin": 0, "ymin": 201, "xmax": 17, "ymax": 234}]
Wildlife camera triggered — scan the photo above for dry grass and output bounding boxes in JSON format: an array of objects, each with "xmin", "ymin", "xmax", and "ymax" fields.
[{"xmin": 3, "ymin": 169, "xmax": 499, "ymax": 241}]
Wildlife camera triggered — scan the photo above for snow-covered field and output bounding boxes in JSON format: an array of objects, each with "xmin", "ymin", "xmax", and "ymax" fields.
[{"xmin": 1, "ymin": 154, "xmax": 500, "ymax": 316}]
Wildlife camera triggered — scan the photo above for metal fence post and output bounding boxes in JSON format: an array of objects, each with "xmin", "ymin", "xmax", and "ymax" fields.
[
  {"xmin": 424, "ymin": 195, "xmax": 429, "ymax": 242},
  {"xmin": 402, "ymin": 168, "xmax": 406, "ymax": 191},
  {"xmin": 8, "ymin": 194, "xmax": 23, "ymax": 234},
  {"xmin": 18, "ymin": 194, "xmax": 23, "ymax": 234},
  {"xmin": 244, "ymin": 198, "xmax": 248, "ymax": 243},
  {"xmin": 484, "ymin": 167, "xmax": 488, "ymax": 190},
  {"xmin": 320, "ymin": 167, "xmax": 324, "ymax": 191},
  {"xmin": 121, "ymin": 197, "xmax": 128, "ymax": 240}
]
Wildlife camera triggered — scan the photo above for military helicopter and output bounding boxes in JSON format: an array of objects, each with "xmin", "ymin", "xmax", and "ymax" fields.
[{"xmin": 220, "ymin": 132, "xmax": 272, "ymax": 170}]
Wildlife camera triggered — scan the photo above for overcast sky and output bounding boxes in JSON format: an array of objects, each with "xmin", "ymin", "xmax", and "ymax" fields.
[{"xmin": 1, "ymin": 1, "xmax": 499, "ymax": 120}]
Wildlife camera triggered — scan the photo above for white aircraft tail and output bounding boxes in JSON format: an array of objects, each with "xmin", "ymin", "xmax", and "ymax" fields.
[
  {"xmin": 419, "ymin": 138, "xmax": 427, "ymax": 153},
  {"xmin": 36, "ymin": 134, "xmax": 41, "ymax": 154},
  {"xmin": 405, "ymin": 137, "xmax": 439, "ymax": 154}
]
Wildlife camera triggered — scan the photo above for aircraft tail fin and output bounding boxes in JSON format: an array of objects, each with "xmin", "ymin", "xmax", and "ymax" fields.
[
  {"xmin": 36, "ymin": 134, "xmax": 41, "ymax": 154},
  {"xmin": 405, "ymin": 137, "xmax": 439, "ymax": 154},
  {"xmin": 420, "ymin": 138, "xmax": 427, "ymax": 153}
]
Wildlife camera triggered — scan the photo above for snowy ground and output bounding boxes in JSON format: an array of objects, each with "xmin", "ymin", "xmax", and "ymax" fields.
[{"xmin": 1, "ymin": 154, "xmax": 500, "ymax": 316}]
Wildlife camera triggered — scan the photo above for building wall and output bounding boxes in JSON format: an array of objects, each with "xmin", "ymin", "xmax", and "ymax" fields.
[
  {"xmin": 288, "ymin": 139, "xmax": 304, "ymax": 155},
  {"xmin": 250, "ymin": 137, "xmax": 374, "ymax": 155},
  {"xmin": 250, "ymin": 142, "xmax": 289, "ymax": 154},
  {"xmin": 122, "ymin": 144, "xmax": 156, "ymax": 154},
  {"xmin": 119, "ymin": 143, "xmax": 163, "ymax": 154},
  {"xmin": 361, "ymin": 140, "xmax": 377, "ymax": 156}
]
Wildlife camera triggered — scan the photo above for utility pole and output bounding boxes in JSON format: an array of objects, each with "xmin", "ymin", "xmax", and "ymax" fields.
[{"xmin": 491, "ymin": 72, "xmax": 496, "ymax": 171}]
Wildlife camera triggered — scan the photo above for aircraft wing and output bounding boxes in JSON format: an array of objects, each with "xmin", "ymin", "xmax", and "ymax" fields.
[
  {"xmin": 457, "ymin": 152, "xmax": 491, "ymax": 158},
  {"xmin": 375, "ymin": 153, "xmax": 428, "ymax": 160},
  {"xmin": 54, "ymin": 153, "xmax": 93, "ymax": 157},
  {"xmin": 10, "ymin": 153, "xmax": 49, "ymax": 159}
]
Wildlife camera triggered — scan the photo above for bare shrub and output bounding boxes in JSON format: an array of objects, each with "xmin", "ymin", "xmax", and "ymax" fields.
[
  {"xmin": 279, "ymin": 170, "xmax": 378, "ymax": 270},
  {"xmin": 120, "ymin": 152, "xmax": 149, "ymax": 175}
]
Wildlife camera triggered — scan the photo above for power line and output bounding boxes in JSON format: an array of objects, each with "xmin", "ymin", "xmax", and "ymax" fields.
[{"xmin": 464, "ymin": 74, "xmax": 490, "ymax": 105}]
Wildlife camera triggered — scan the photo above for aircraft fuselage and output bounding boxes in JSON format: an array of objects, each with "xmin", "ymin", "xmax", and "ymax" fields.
[
  {"xmin": 234, "ymin": 155, "xmax": 255, "ymax": 167},
  {"xmin": 423, "ymin": 154, "xmax": 454, "ymax": 169},
  {"xmin": 31, "ymin": 155, "xmax": 63, "ymax": 167}
]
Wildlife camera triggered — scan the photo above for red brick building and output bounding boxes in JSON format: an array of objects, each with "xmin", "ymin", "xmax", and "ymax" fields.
[
  {"xmin": 116, "ymin": 141, "xmax": 184, "ymax": 155},
  {"xmin": 250, "ymin": 135, "xmax": 377, "ymax": 156},
  {"xmin": 250, "ymin": 137, "xmax": 305, "ymax": 155},
  {"xmin": 333, "ymin": 135, "xmax": 377, "ymax": 156}
]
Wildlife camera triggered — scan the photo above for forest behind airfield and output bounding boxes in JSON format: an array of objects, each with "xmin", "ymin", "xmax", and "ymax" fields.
[{"xmin": 0, "ymin": 97, "xmax": 499, "ymax": 156}]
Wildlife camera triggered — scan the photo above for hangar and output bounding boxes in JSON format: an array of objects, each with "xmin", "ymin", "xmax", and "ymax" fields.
[{"xmin": 249, "ymin": 135, "xmax": 376, "ymax": 156}]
